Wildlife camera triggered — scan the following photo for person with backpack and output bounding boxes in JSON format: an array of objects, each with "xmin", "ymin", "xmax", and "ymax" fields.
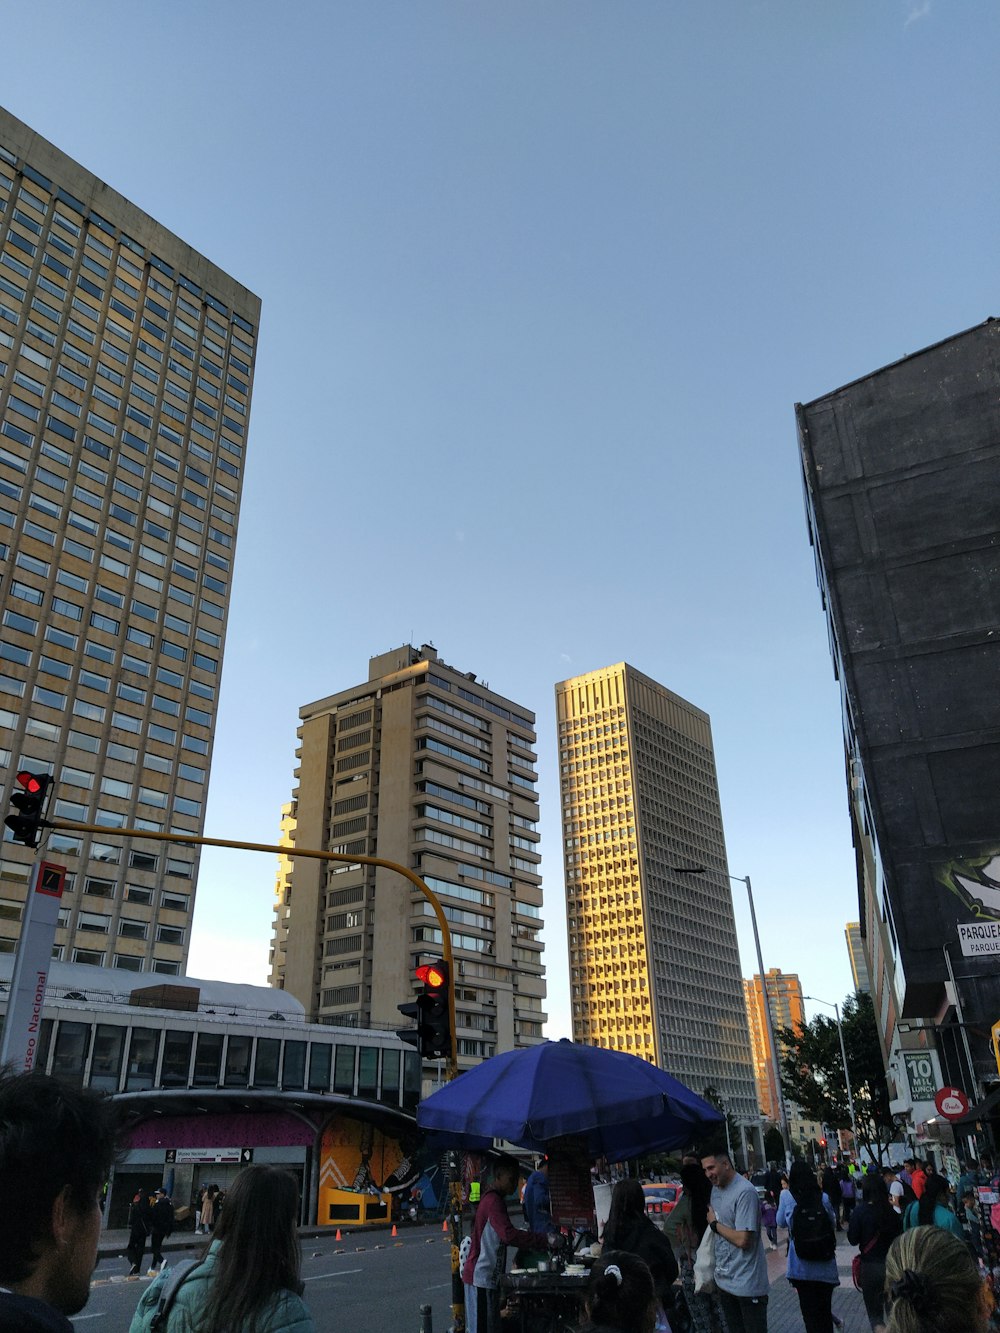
[
  {"xmin": 130, "ymin": 1165, "xmax": 314, "ymax": 1333},
  {"xmin": 776, "ymin": 1160, "xmax": 840, "ymax": 1333},
  {"xmin": 848, "ymin": 1174, "xmax": 901, "ymax": 1332}
]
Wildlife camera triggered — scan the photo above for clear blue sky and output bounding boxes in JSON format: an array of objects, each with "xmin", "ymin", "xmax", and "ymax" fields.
[{"xmin": 4, "ymin": 0, "xmax": 997, "ymax": 1033}]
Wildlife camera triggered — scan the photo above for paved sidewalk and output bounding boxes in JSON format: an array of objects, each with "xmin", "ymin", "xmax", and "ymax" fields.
[{"xmin": 763, "ymin": 1231, "xmax": 870, "ymax": 1333}]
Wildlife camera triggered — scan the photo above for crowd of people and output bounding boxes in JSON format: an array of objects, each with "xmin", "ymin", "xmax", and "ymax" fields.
[{"xmin": 0, "ymin": 1066, "xmax": 995, "ymax": 1333}]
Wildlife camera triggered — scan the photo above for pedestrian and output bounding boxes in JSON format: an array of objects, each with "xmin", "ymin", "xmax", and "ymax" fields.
[
  {"xmin": 194, "ymin": 1183, "xmax": 206, "ymax": 1234},
  {"xmin": 130, "ymin": 1165, "xmax": 314, "ymax": 1333},
  {"xmin": 663, "ymin": 1157, "xmax": 726, "ymax": 1333},
  {"xmin": 522, "ymin": 1158, "xmax": 551, "ymax": 1232},
  {"xmin": 901, "ymin": 1175, "xmax": 963, "ymax": 1239},
  {"xmin": 959, "ymin": 1189, "xmax": 983, "ymax": 1258},
  {"xmin": 821, "ymin": 1163, "xmax": 843, "ymax": 1231},
  {"xmin": 847, "ymin": 1174, "xmax": 902, "ymax": 1333},
  {"xmin": 200, "ymin": 1184, "xmax": 217, "ymax": 1233},
  {"xmin": 461, "ymin": 1154, "xmax": 554, "ymax": 1333},
  {"xmin": 148, "ymin": 1188, "xmax": 175, "ymax": 1272},
  {"xmin": 776, "ymin": 1160, "xmax": 839, "ymax": 1333},
  {"xmin": 701, "ymin": 1147, "xmax": 769, "ymax": 1333},
  {"xmin": 897, "ymin": 1160, "xmax": 913, "ymax": 1191},
  {"xmin": 838, "ymin": 1166, "xmax": 856, "ymax": 1225},
  {"xmin": 577, "ymin": 1250, "xmax": 658, "ymax": 1333},
  {"xmin": 760, "ymin": 1194, "xmax": 778, "ymax": 1251},
  {"xmin": 0, "ymin": 1070, "xmax": 121, "ymax": 1332},
  {"xmin": 881, "ymin": 1168, "xmax": 905, "ymax": 1216},
  {"xmin": 909, "ymin": 1161, "xmax": 926, "ymax": 1200},
  {"xmin": 602, "ymin": 1179, "xmax": 678, "ymax": 1323},
  {"xmin": 883, "ymin": 1224, "xmax": 990, "ymax": 1333},
  {"xmin": 126, "ymin": 1189, "xmax": 152, "ymax": 1276}
]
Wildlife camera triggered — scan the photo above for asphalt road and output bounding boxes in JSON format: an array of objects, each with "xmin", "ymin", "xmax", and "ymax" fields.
[{"xmin": 81, "ymin": 1223, "xmax": 458, "ymax": 1332}]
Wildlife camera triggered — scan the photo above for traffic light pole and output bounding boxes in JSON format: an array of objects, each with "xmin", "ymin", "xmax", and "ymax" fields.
[{"xmin": 43, "ymin": 818, "xmax": 459, "ymax": 1078}]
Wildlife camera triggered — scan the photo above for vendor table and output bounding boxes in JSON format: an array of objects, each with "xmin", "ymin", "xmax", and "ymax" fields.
[{"xmin": 503, "ymin": 1270, "xmax": 589, "ymax": 1333}]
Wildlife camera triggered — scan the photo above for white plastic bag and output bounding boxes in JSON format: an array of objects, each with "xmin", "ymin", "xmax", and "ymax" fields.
[{"xmin": 693, "ymin": 1226, "xmax": 717, "ymax": 1295}]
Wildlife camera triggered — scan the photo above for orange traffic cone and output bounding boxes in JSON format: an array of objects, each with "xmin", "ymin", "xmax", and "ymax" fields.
[
  {"xmin": 391, "ymin": 1224, "xmax": 397, "ymax": 1237},
  {"xmin": 442, "ymin": 1219, "xmax": 448, "ymax": 1233},
  {"xmin": 335, "ymin": 1228, "xmax": 342, "ymax": 1241}
]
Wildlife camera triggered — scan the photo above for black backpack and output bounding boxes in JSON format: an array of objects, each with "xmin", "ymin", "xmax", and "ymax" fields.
[{"xmin": 790, "ymin": 1197, "xmax": 836, "ymax": 1262}]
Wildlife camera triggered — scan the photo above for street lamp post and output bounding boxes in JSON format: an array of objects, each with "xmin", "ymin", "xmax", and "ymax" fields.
[
  {"xmin": 804, "ymin": 994, "xmax": 860, "ymax": 1160},
  {"xmin": 673, "ymin": 866, "xmax": 793, "ymax": 1170}
]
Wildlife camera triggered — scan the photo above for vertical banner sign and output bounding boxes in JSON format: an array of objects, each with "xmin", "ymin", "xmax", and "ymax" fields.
[
  {"xmin": 0, "ymin": 861, "xmax": 65, "ymax": 1071},
  {"xmin": 903, "ymin": 1051, "xmax": 938, "ymax": 1103}
]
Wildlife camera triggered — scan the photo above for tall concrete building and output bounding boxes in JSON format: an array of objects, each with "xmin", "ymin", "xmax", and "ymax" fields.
[
  {"xmin": 0, "ymin": 107, "xmax": 259, "ymax": 972},
  {"xmin": 556, "ymin": 662, "xmax": 760, "ymax": 1128},
  {"xmin": 845, "ymin": 922, "xmax": 871, "ymax": 995},
  {"xmin": 798, "ymin": 320, "xmax": 1000, "ymax": 1103},
  {"xmin": 270, "ymin": 644, "xmax": 546, "ymax": 1069},
  {"xmin": 743, "ymin": 969, "xmax": 805, "ymax": 1122}
]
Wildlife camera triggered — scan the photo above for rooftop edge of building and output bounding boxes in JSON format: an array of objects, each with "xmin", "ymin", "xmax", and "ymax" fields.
[
  {"xmin": 0, "ymin": 103, "xmax": 261, "ymax": 317},
  {"xmin": 555, "ymin": 660, "xmax": 712, "ymax": 726},
  {"xmin": 299, "ymin": 643, "xmax": 537, "ymax": 726},
  {"xmin": 795, "ymin": 316, "xmax": 999, "ymax": 412}
]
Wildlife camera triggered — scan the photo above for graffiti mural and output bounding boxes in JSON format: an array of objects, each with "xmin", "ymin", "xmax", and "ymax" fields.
[
  {"xmin": 937, "ymin": 852, "xmax": 1000, "ymax": 921},
  {"xmin": 316, "ymin": 1117, "xmax": 419, "ymax": 1226}
]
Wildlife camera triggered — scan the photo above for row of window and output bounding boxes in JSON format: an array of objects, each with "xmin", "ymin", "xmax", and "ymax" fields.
[{"xmin": 29, "ymin": 1017, "xmax": 419, "ymax": 1107}]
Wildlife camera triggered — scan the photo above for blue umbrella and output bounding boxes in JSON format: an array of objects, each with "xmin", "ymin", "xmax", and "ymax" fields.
[{"xmin": 417, "ymin": 1039, "xmax": 723, "ymax": 1160}]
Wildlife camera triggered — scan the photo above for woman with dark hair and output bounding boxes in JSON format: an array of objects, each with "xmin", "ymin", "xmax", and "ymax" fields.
[
  {"xmin": 577, "ymin": 1250, "xmax": 657, "ymax": 1333},
  {"xmin": 902, "ymin": 1174, "xmax": 964, "ymax": 1239},
  {"xmin": 130, "ymin": 1165, "xmax": 313, "ymax": 1333},
  {"xmin": 663, "ymin": 1159, "xmax": 724, "ymax": 1333},
  {"xmin": 884, "ymin": 1225, "xmax": 990, "ymax": 1333},
  {"xmin": 602, "ymin": 1178, "xmax": 678, "ymax": 1318},
  {"xmin": 775, "ymin": 1160, "xmax": 839, "ymax": 1333},
  {"xmin": 847, "ymin": 1174, "xmax": 902, "ymax": 1333}
]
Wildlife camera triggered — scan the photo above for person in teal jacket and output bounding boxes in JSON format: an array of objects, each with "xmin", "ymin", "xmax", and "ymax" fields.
[
  {"xmin": 130, "ymin": 1166, "xmax": 314, "ymax": 1333},
  {"xmin": 901, "ymin": 1174, "xmax": 964, "ymax": 1240}
]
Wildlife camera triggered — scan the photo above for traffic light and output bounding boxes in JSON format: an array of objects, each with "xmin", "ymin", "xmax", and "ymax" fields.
[
  {"xmin": 397, "ymin": 959, "xmax": 452, "ymax": 1060},
  {"xmin": 416, "ymin": 961, "xmax": 451, "ymax": 1059},
  {"xmin": 4, "ymin": 771, "xmax": 52, "ymax": 848}
]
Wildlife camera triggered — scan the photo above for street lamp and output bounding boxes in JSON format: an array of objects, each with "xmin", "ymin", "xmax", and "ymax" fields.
[
  {"xmin": 672, "ymin": 865, "xmax": 793, "ymax": 1169},
  {"xmin": 803, "ymin": 994, "xmax": 860, "ymax": 1159}
]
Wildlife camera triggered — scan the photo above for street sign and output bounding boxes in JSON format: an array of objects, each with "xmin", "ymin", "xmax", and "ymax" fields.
[
  {"xmin": 957, "ymin": 922, "xmax": 1000, "ymax": 957},
  {"xmin": 0, "ymin": 861, "xmax": 66, "ymax": 1072},
  {"xmin": 164, "ymin": 1147, "xmax": 252, "ymax": 1164},
  {"xmin": 934, "ymin": 1086, "xmax": 970, "ymax": 1121},
  {"xmin": 903, "ymin": 1052, "xmax": 937, "ymax": 1102}
]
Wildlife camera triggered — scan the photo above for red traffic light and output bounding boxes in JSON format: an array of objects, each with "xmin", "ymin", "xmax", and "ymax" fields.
[
  {"xmin": 15, "ymin": 771, "xmax": 45, "ymax": 796},
  {"xmin": 415, "ymin": 962, "xmax": 447, "ymax": 989}
]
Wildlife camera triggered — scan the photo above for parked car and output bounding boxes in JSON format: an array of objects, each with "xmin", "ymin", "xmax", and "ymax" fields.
[{"xmin": 642, "ymin": 1182, "xmax": 682, "ymax": 1224}]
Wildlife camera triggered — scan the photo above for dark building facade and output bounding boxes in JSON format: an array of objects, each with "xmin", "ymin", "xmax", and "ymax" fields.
[{"xmin": 798, "ymin": 319, "xmax": 1000, "ymax": 1096}]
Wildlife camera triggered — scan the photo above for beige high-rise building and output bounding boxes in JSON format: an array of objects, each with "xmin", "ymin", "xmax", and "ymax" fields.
[
  {"xmin": 270, "ymin": 644, "xmax": 546, "ymax": 1068},
  {"xmin": 0, "ymin": 107, "xmax": 259, "ymax": 973},
  {"xmin": 743, "ymin": 969, "xmax": 805, "ymax": 1122},
  {"xmin": 556, "ymin": 663, "xmax": 759, "ymax": 1124}
]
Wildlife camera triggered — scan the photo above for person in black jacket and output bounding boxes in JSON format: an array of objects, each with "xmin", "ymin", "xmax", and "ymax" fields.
[
  {"xmin": 602, "ymin": 1180, "xmax": 679, "ymax": 1316},
  {"xmin": 847, "ymin": 1175, "xmax": 901, "ymax": 1333},
  {"xmin": 126, "ymin": 1190, "xmax": 152, "ymax": 1276},
  {"xmin": 148, "ymin": 1189, "xmax": 175, "ymax": 1272}
]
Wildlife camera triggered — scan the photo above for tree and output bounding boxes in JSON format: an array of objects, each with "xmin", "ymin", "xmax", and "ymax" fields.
[
  {"xmin": 701, "ymin": 1085, "xmax": 743, "ymax": 1166},
  {"xmin": 777, "ymin": 991, "xmax": 896, "ymax": 1166}
]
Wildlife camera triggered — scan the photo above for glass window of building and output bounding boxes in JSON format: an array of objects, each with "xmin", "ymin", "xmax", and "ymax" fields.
[
  {"xmin": 333, "ymin": 1045, "xmax": 355, "ymax": 1095},
  {"xmin": 253, "ymin": 1038, "xmax": 280, "ymax": 1088},
  {"xmin": 358, "ymin": 1047, "xmax": 378, "ymax": 1100},
  {"xmin": 307, "ymin": 1043, "xmax": 331, "ymax": 1092},
  {"xmin": 125, "ymin": 1027, "xmax": 161, "ymax": 1090},
  {"xmin": 281, "ymin": 1040, "xmax": 305, "ymax": 1090},
  {"xmin": 161, "ymin": 1030, "xmax": 193, "ymax": 1087},
  {"xmin": 223, "ymin": 1034, "xmax": 251, "ymax": 1087},
  {"xmin": 90, "ymin": 1023, "xmax": 125, "ymax": 1091},
  {"xmin": 193, "ymin": 1031, "xmax": 223, "ymax": 1086},
  {"xmin": 51, "ymin": 1020, "xmax": 92, "ymax": 1085}
]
